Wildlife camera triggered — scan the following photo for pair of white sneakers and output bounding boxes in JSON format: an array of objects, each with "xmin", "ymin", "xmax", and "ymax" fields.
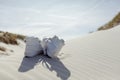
[{"xmin": 25, "ymin": 36, "xmax": 65, "ymax": 58}]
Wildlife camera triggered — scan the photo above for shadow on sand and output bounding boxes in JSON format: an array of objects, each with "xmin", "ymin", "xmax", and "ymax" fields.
[{"xmin": 18, "ymin": 55, "xmax": 71, "ymax": 80}]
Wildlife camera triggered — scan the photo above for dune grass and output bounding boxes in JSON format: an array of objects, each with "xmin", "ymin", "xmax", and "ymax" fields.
[
  {"xmin": 98, "ymin": 12, "xmax": 120, "ymax": 30},
  {"xmin": 0, "ymin": 31, "xmax": 25, "ymax": 45}
]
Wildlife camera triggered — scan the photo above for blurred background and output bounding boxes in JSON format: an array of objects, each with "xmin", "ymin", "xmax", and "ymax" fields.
[{"xmin": 0, "ymin": 0, "xmax": 120, "ymax": 40}]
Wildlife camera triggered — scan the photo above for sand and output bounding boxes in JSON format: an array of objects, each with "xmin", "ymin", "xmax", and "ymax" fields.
[{"xmin": 0, "ymin": 25, "xmax": 120, "ymax": 80}]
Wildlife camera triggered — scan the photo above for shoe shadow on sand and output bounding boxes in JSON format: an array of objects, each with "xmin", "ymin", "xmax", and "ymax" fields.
[{"xmin": 18, "ymin": 55, "xmax": 71, "ymax": 80}]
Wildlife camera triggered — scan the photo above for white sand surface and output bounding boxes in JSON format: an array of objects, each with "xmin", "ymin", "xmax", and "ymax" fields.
[{"xmin": 0, "ymin": 25, "xmax": 120, "ymax": 80}]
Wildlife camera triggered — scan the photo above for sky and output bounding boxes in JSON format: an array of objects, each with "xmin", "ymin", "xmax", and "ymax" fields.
[{"xmin": 0, "ymin": 0, "xmax": 120, "ymax": 40}]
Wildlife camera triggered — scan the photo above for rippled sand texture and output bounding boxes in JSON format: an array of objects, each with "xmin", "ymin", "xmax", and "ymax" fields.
[{"xmin": 0, "ymin": 25, "xmax": 120, "ymax": 80}]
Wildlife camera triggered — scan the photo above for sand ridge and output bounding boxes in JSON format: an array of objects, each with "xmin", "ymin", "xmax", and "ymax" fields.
[{"xmin": 0, "ymin": 25, "xmax": 120, "ymax": 80}]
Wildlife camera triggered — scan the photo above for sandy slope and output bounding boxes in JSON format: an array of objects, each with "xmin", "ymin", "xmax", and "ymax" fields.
[{"xmin": 0, "ymin": 25, "xmax": 120, "ymax": 80}]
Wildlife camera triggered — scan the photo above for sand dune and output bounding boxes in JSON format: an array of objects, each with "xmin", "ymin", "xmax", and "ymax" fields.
[{"xmin": 0, "ymin": 25, "xmax": 120, "ymax": 80}]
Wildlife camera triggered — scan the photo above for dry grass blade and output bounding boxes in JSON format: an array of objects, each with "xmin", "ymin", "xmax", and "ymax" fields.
[{"xmin": 0, "ymin": 46, "xmax": 6, "ymax": 52}]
